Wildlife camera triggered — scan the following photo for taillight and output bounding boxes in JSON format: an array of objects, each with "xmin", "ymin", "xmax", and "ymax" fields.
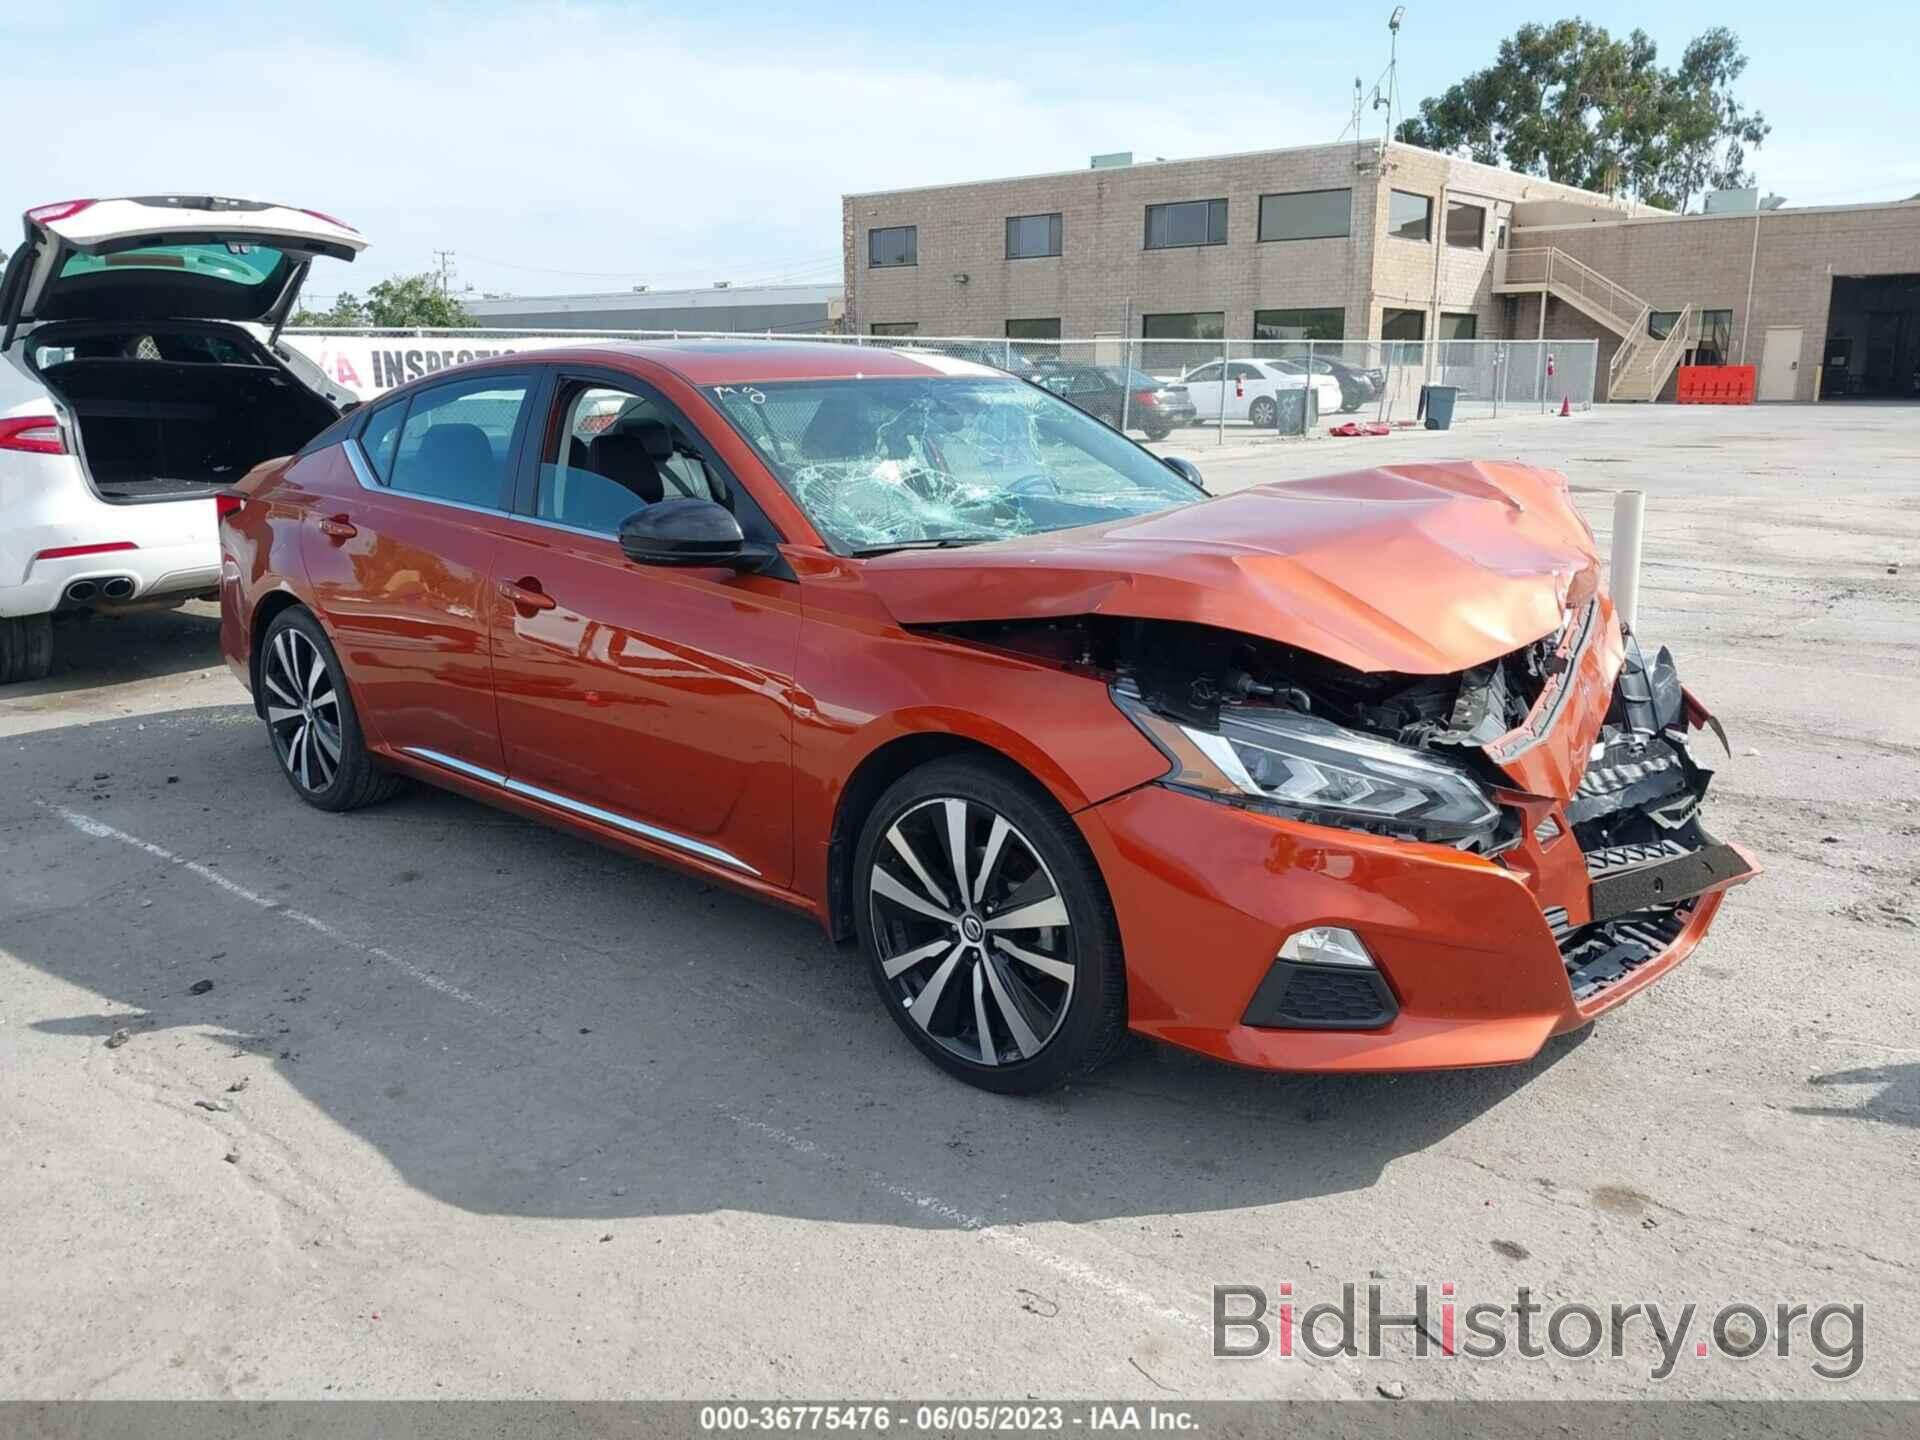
[
  {"xmin": 1133, "ymin": 390, "xmax": 1159, "ymax": 409},
  {"xmin": 215, "ymin": 492, "xmax": 246, "ymax": 520},
  {"xmin": 0, "ymin": 415, "xmax": 66, "ymax": 454},
  {"xmin": 298, "ymin": 207, "xmax": 358, "ymax": 233},
  {"xmin": 34, "ymin": 541, "xmax": 137, "ymax": 562},
  {"xmin": 26, "ymin": 199, "xmax": 96, "ymax": 225}
]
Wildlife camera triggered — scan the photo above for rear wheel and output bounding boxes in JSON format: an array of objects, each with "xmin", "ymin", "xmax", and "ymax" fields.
[
  {"xmin": 0, "ymin": 614, "xmax": 54, "ymax": 685},
  {"xmin": 1143, "ymin": 423, "xmax": 1172, "ymax": 442},
  {"xmin": 854, "ymin": 757, "xmax": 1127, "ymax": 1093},
  {"xmin": 1249, "ymin": 396, "xmax": 1278, "ymax": 429},
  {"xmin": 258, "ymin": 608, "xmax": 403, "ymax": 812}
]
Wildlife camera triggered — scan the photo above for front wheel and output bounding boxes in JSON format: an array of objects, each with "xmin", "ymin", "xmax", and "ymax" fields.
[
  {"xmin": 854, "ymin": 757, "xmax": 1127, "ymax": 1093},
  {"xmin": 258, "ymin": 607, "xmax": 403, "ymax": 811},
  {"xmin": 0, "ymin": 613, "xmax": 53, "ymax": 685}
]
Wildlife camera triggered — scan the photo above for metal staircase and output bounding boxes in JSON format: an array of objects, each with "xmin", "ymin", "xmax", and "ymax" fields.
[{"xmin": 1495, "ymin": 248, "xmax": 1692, "ymax": 402}]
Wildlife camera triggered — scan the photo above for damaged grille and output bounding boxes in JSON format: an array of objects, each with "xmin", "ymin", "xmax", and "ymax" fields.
[{"xmin": 1558, "ymin": 904, "xmax": 1693, "ymax": 1001}]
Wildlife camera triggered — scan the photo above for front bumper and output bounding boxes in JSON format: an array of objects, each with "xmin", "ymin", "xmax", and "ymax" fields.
[{"xmin": 1079, "ymin": 755, "xmax": 1757, "ymax": 1074}]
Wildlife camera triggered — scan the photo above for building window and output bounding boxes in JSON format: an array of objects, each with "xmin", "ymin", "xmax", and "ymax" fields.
[
  {"xmin": 1144, "ymin": 199, "xmax": 1228, "ymax": 250},
  {"xmin": 1387, "ymin": 190, "xmax": 1432, "ymax": 243},
  {"xmin": 1141, "ymin": 311, "xmax": 1224, "ymax": 369},
  {"xmin": 1005, "ymin": 213, "xmax": 1063, "ymax": 259},
  {"xmin": 1496, "ymin": 218, "xmax": 1509, "ymax": 250},
  {"xmin": 868, "ymin": 226, "xmax": 917, "ymax": 268},
  {"xmin": 1445, "ymin": 201, "xmax": 1486, "ymax": 249},
  {"xmin": 1257, "ymin": 189, "xmax": 1350, "ymax": 242},
  {"xmin": 1005, "ymin": 318, "xmax": 1061, "ymax": 340},
  {"xmin": 1695, "ymin": 309, "xmax": 1734, "ymax": 366},
  {"xmin": 870, "ymin": 321, "xmax": 918, "ymax": 336},
  {"xmin": 1382, "ymin": 308, "xmax": 1426, "ymax": 340},
  {"xmin": 1439, "ymin": 313, "xmax": 1478, "ymax": 340},
  {"xmin": 1648, "ymin": 310, "xmax": 1680, "ymax": 339},
  {"xmin": 1253, "ymin": 307, "xmax": 1346, "ymax": 341}
]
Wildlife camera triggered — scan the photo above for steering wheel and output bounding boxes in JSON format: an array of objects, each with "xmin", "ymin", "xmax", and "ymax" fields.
[{"xmin": 1005, "ymin": 472, "xmax": 1062, "ymax": 498}]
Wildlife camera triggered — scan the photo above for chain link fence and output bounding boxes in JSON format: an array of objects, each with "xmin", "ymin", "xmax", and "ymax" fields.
[{"xmin": 284, "ymin": 328, "xmax": 1599, "ymax": 447}]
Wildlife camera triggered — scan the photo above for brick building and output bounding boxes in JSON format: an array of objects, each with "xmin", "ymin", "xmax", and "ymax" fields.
[{"xmin": 842, "ymin": 140, "xmax": 1920, "ymax": 402}]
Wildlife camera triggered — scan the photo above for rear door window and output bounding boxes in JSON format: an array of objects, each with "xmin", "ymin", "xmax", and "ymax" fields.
[{"xmin": 386, "ymin": 375, "xmax": 532, "ymax": 508}]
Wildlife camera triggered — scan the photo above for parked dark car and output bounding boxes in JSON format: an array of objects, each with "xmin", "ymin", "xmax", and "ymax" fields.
[
  {"xmin": 1270, "ymin": 357, "xmax": 1379, "ymax": 413},
  {"xmin": 1035, "ymin": 365, "xmax": 1195, "ymax": 440}
]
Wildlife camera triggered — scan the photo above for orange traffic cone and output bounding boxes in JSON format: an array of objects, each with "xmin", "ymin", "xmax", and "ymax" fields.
[{"xmin": 1559, "ymin": 395, "xmax": 1571, "ymax": 417}]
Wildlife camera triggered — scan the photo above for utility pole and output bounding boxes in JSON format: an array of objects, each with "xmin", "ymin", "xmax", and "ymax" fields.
[{"xmin": 433, "ymin": 250, "xmax": 456, "ymax": 296}]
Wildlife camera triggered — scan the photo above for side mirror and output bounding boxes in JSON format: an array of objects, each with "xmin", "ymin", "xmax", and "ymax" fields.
[
  {"xmin": 618, "ymin": 497, "xmax": 771, "ymax": 571},
  {"xmin": 1161, "ymin": 455, "xmax": 1205, "ymax": 490}
]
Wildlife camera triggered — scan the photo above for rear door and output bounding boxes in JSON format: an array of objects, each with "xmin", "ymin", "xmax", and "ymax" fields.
[
  {"xmin": 299, "ymin": 369, "xmax": 538, "ymax": 773},
  {"xmin": 1, "ymin": 196, "xmax": 364, "ymax": 346},
  {"xmin": 485, "ymin": 366, "xmax": 801, "ymax": 886},
  {"xmin": 1181, "ymin": 362, "xmax": 1224, "ymax": 421}
]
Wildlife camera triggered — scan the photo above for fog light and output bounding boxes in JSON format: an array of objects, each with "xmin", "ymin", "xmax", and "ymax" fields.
[{"xmin": 1278, "ymin": 926, "xmax": 1374, "ymax": 969}]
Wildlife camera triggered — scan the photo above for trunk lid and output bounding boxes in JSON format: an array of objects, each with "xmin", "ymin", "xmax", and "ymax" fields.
[{"xmin": 1, "ymin": 196, "xmax": 365, "ymax": 345}]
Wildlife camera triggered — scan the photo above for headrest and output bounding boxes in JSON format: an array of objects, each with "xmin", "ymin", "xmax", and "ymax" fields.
[
  {"xmin": 617, "ymin": 417, "xmax": 675, "ymax": 460},
  {"xmin": 416, "ymin": 423, "xmax": 493, "ymax": 472}
]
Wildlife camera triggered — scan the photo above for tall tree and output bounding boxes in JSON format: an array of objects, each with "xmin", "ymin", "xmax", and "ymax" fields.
[
  {"xmin": 1396, "ymin": 22, "xmax": 1769, "ymax": 212},
  {"xmin": 292, "ymin": 273, "xmax": 476, "ymax": 328}
]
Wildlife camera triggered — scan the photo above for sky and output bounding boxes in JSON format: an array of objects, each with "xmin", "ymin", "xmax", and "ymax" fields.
[{"xmin": 9, "ymin": 1, "xmax": 1911, "ymax": 303}]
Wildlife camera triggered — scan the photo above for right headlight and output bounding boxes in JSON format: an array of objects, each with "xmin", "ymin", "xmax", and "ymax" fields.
[{"xmin": 1113, "ymin": 684, "xmax": 1501, "ymax": 845}]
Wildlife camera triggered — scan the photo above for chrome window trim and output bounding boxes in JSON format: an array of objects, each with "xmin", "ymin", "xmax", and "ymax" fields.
[
  {"xmin": 400, "ymin": 746, "xmax": 760, "ymax": 876},
  {"xmin": 343, "ymin": 437, "xmax": 512, "ymax": 521}
]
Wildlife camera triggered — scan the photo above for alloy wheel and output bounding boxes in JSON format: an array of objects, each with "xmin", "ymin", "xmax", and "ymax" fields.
[
  {"xmin": 262, "ymin": 627, "xmax": 343, "ymax": 792},
  {"xmin": 867, "ymin": 797, "xmax": 1077, "ymax": 1068}
]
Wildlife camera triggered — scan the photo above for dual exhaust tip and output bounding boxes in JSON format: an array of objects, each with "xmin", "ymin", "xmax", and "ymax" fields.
[{"xmin": 64, "ymin": 576, "xmax": 136, "ymax": 604}]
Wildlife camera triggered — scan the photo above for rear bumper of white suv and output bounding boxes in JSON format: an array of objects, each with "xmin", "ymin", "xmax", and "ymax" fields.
[{"xmin": 0, "ymin": 450, "xmax": 219, "ymax": 619}]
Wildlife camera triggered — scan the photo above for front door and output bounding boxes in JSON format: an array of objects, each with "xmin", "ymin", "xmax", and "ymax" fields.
[
  {"xmin": 1759, "ymin": 326, "xmax": 1803, "ymax": 402},
  {"xmin": 487, "ymin": 371, "xmax": 801, "ymax": 886},
  {"xmin": 300, "ymin": 369, "xmax": 538, "ymax": 772}
]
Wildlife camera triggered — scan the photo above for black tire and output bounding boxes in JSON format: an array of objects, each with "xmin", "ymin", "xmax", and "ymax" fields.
[
  {"xmin": 0, "ymin": 614, "xmax": 54, "ymax": 685},
  {"xmin": 1249, "ymin": 396, "xmax": 1277, "ymax": 429},
  {"xmin": 257, "ymin": 607, "xmax": 403, "ymax": 812},
  {"xmin": 853, "ymin": 755, "xmax": 1127, "ymax": 1093},
  {"xmin": 1143, "ymin": 424, "xmax": 1172, "ymax": 442}
]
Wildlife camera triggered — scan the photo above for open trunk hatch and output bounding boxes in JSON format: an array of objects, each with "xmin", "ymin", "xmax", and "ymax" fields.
[{"xmin": 1, "ymin": 195, "xmax": 365, "ymax": 344}]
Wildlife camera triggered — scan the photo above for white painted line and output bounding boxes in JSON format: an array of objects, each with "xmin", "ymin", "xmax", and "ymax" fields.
[
  {"xmin": 719, "ymin": 1106, "xmax": 1206, "ymax": 1336},
  {"xmin": 39, "ymin": 802, "xmax": 498, "ymax": 1016}
]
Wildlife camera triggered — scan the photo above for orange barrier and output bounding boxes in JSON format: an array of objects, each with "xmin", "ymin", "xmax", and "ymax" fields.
[{"xmin": 1676, "ymin": 365, "xmax": 1756, "ymax": 405}]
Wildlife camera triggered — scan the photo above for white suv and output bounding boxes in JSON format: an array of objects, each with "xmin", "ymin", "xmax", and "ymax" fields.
[{"xmin": 0, "ymin": 195, "xmax": 366, "ymax": 682}]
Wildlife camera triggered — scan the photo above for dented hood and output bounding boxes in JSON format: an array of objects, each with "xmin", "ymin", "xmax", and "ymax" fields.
[{"xmin": 861, "ymin": 461, "xmax": 1602, "ymax": 675}]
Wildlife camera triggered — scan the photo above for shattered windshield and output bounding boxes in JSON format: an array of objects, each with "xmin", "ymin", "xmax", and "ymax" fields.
[{"xmin": 704, "ymin": 377, "xmax": 1200, "ymax": 553}]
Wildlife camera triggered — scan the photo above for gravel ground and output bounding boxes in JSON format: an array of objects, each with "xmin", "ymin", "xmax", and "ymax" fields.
[{"xmin": 1, "ymin": 401, "xmax": 1915, "ymax": 1402}]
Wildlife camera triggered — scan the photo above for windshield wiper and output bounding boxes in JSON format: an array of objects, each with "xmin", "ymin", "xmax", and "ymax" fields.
[{"xmin": 847, "ymin": 536, "xmax": 1001, "ymax": 557}]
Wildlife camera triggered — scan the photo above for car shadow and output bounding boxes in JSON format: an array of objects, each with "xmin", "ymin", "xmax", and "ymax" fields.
[
  {"xmin": 6, "ymin": 604, "xmax": 223, "ymax": 699},
  {"xmin": 3, "ymin": 704, "xmax": 1586, "ymax": 1230}
]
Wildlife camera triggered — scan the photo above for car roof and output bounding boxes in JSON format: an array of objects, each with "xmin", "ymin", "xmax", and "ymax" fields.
[{"xmin": 450, "ymin": 339, "xmax": 1005, "ymax": 387}]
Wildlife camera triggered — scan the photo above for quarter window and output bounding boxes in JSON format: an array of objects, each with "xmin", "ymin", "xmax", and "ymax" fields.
[
  {"xmin": 1144, "ymin": 199, "xmax": 1228, "ymax": 249},
  {"xmin": 1445, "ymin": 200, "xmax": 1486, "ymax": 249},
  {"xmin": 1006, "ymin": 213, "xmax": 1063, "ymax": 259},
  {"xmin": 1388, "ymin": 190, "xmax": 1432, "ymax": 243},
  {"xmin": 385, "ymin": 375, "xmax": 531, "ymax": 508},
  {"xmin": 1257, "ymin": 189, "xmax": 1351, "ymax": 242},
  {"xmin": 868, "ymin": 226, "xmax": 917, "ymax": 268},
  {"xmin": 356, "ymin": 398, "xmax": 406, "ymax": 483}
]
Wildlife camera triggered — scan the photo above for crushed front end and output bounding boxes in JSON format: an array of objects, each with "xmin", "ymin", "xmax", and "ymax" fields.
[{"xmin": 1041, "ymin": 602, "xmax": 1758, "ymax": 1070}]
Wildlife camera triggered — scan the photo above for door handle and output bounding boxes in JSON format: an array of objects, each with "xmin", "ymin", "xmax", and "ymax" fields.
[
  {"xmin": 498, "ymin": 577, "xmax": 557, "ymax": 614},
  {"xmin": 319, "ymin": 514, "xmax": 357, "ymax": 541}
]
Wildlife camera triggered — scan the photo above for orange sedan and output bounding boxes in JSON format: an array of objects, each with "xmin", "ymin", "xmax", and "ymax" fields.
[{"xmin": 218, "ymin": 342, "xmax": 1754, "ymax": 1092}]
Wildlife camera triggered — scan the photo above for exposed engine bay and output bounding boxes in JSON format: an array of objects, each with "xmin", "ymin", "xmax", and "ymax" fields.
[{"xmin": 927, "ymin": 611, "xmax": 1747, "ymax": 1000}]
